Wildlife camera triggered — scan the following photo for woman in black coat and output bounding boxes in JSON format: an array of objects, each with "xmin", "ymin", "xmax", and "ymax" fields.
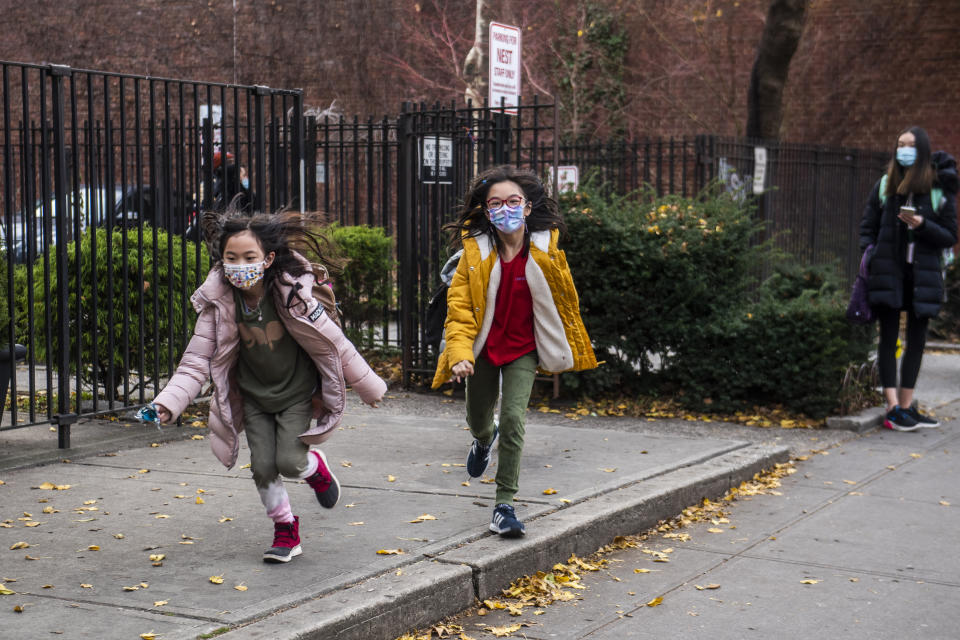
[{"xmin": 859, "ymin": 126, "xmax": 958, "ymax": 431}]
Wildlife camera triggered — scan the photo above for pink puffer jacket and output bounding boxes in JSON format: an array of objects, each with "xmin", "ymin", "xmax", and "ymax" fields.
[{"xmin": 153, "ymin": 257, "xmax": 387, "ymax": 469}]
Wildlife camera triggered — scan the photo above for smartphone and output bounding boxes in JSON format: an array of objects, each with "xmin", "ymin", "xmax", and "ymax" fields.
[{"xmin": 900, "ymin": 205, "xmax": 917, "ymax": 219}]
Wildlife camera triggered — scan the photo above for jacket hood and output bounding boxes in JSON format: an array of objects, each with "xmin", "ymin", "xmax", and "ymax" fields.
[{"xmin": 932, "ymin": 150, "xmax": 958, "ymax": 195}]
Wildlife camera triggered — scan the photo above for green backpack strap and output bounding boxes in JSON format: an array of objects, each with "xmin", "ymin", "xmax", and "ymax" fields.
[{"xmin": 877, "ymin": 174, "xmax": 942, "ymax": 212}]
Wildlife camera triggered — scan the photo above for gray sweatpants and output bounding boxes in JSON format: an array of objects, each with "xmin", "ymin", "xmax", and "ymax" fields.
[{"xmin": 243, "ymin": 398, "xmax": 312, "ymax": 489}]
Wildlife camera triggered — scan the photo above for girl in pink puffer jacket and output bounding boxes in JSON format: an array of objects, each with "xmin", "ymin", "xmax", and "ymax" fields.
[{"xmin": 152, "ymin": 211, "xmax": 386, "ymax": 564}]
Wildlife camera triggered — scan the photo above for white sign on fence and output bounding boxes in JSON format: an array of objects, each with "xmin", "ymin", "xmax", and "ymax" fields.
[
  {"xmin": 489, "ymin": 22, "xmax": 522, "ymax": 115},
  {"xmin": 552, "ymin": 165, "xmax": 579, "ymax": 193},
  {"xmin": 315, "ymin": 161, "xmax": 326, "ymax": 184},
  {"xmin": 753, "ymin": 146, "xmax": 767, "ymax": 195},
  {"xmin": 420, "ymin": 136, "xmax": 453, "ymax": 184}
]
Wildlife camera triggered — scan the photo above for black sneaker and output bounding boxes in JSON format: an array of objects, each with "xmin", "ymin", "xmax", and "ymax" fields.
[
  {"xmin": 904, "ymin": 406, "xmax": 940, "ymax": 428},
  {"xmin": 263, "ymin": 516, "xmax": 302, "ymax": 563},
  {"xmin": 489, "ymin": 503, "xmax": 525, "ymax": 538},
  {"xmin": 884, "ymin": 406, "xmax": 920, "ymax": 432},
  {"xmin": 466, "ymin": 424, "xmax": 498, "ymax": 478}
]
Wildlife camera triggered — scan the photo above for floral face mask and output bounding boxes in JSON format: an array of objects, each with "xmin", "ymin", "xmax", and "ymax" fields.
[
  {"xmin": 488, "ymin": 203, "xmax": 526, "ymax": 234},
  {"xmin": 223, "ymin": 260, "xmax": 267, "ymax": 289}
]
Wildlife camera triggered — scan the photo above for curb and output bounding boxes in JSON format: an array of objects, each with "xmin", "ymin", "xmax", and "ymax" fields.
[
  {"xmin": 216, "ymin": 443, "xmax": 789, "ymax": 640},
  {"xmin": 825, "ymin": 406, "xmax": 884, "ymax": 433}
]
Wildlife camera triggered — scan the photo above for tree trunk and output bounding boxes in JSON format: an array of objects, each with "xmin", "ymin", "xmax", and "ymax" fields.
[
  {"xmin": 463, "ymin": 0, "xmax": 494, "ymax": 105},
  {"xmin": 746, "ymin": 0, "xmax": 809, "ymax": 140}
]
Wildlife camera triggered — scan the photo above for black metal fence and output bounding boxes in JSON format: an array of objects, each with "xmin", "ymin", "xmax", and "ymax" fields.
[
  {"xmin": 1, "ymin": 60, "xmax": 893, "ymax": 437},
  {"xmin": 1, "ymin": 61, "xmax": 303, "ymax": 441}
]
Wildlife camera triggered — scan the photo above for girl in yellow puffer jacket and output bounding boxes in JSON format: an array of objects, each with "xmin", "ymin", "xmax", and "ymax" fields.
[{"xmin": 433, "ymin": 166, "xmax": 597, "ymax": 537}]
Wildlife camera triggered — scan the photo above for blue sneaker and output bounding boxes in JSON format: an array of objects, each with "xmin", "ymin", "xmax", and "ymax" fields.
[
  {"xmin": 884, "ymin": 406, "xmax": 919, "ymax": 432},
  {"xmin": 466, "ymin": 423, "xmax": 498, "ymax": 478},
  {"xmin": 489, "ymin": 503, "xmax": 525, "ymax": 538}
]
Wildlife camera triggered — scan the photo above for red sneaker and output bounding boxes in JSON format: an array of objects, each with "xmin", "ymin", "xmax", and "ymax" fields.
[
  {"xmin": 263, "ymin": 516, "xmax": 302, "ymax": 563},
  {"xmin": 305, "ymin": 449, "xmax": 340, "ymax": 509}
]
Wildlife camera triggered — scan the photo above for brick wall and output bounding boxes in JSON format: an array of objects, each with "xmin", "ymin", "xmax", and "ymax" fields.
[{"xmin": 0, "ymin": 0, "xmax": 957, "ymax": 155}]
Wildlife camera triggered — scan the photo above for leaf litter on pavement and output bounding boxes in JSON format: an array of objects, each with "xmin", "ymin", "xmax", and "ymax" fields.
[{"xmin": 393, "ymin": 461, "xmax": 797, "ymax": 639}]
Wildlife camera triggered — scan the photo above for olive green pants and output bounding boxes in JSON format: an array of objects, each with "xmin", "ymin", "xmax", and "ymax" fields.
[
  {"xmin": 244, "ymin": 398, "xmax": 312, "ymax": 489},
  {"xmin": 465, "ymin": 351, "xmax": 538, "ymax": 505}
]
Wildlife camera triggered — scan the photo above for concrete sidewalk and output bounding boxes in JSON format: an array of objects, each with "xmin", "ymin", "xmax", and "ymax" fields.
[
  {"xmin": 0, "ymin": 408, "xmax": 786, "ymax": 640},
  {"xmin": 1, "ymin": 351, "xmax": 955, "ymax": 640}
]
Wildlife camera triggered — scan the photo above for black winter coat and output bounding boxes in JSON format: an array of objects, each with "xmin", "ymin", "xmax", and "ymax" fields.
[{"xmin": 859, "ymin": 151, "xmax": 958, "ymax": 319}]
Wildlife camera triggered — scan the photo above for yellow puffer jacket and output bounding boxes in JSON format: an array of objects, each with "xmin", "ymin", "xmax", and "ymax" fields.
[{"xmin": 432, "ymin": 228, "xmax": 597, "ymax": 388}]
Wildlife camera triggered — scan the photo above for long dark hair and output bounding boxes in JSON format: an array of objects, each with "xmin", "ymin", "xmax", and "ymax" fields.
[
  {"xmin": 445, "ymin": 165, "xmax": 566, "ymax": 251},
  {"xmin": 885, "ymin": 125, "xmax": 935, "ymax": 198},
  {"xmin": 206, "ymin": 206, "xmax": 340, "ymax": 302}
]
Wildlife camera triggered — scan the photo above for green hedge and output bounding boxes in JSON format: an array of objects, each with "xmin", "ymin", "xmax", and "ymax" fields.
[
  {"xmin": 666, "ymin": 264, "xmax": 875, "ymax": 418},
  {"xmin": 559, "ymin": 182, "xmax": 874, "ymax": 417},
  {"xmin": 327, "ymin": 224, "xmax": 394, "ymax": 350},
  {"xmin": 560, "ymin": 182, "xmax": 764, "ymax": 394},
  {"xmin": 0, "ymin": 249, "xmax": 9, "ymax": 341},
  {"xmin": 14, "ymin": 226, "xmax": 209, "ymax": 394}
]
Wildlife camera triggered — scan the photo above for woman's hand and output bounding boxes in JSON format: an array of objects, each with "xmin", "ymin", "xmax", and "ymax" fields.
[
  {"xmin": 898, "ymin": 210, "xmax": 925, "ymax": 230},
  {"xmin": 155, "ymin": 404, "xmax": 172, "ymax": 424},
  {"xmin": 451, "ymin": 360, "xmax": 474, "ymax": 383}
]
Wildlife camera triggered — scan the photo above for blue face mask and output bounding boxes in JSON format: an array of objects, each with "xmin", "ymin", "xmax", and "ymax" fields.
[
  {"xmin": 488, "ymin": 204, "xmax": 526, "ymax": 234},
  {"xmin": 896, "ymin": 146, "xmax": 916, "ymax": 167},
  {"xmin": 241, "ymin": 177, "xmax": 250, "ymax": 190}
]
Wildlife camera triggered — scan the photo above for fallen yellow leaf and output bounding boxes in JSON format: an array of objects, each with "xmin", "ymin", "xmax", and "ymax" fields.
[
  {"xmin": 0, "ymin": 584, "xmax": 15, "ymax": 595},
  {"xmin": 80, "ymin": 583, "xmax": 93, "ymax": 589},
  {"xmin": 543, "ymin": 488, "xmax": 558, "ymax": 495},
  {"xmin": 341, "ymin": 461, "xmax": 352, "ymax": 468},
  {"xmin": 140, "ymin": 632, "xmax": 157, "ymax": 640},
  {"xmin": 87, "ymin": 545, "xmax": 100, "ymax": 551},
  {"xmin": 646, "ymin": 596, "xmax": 663, "ymax": 607},
  {"xmin": 191, "ymin": 435, "xmax": 204, "ymax": 440},
  {"xmin": 707, "ymin": 528, "xmax": 724, "ymax": 534},
  {"xmin": 695, "ymin": 584, "xmax": 721, "ymax": 590},
  {"xmin": 155, "ymin": 514, "xmax": 170, "ymax": 519},
  {"xmin": 10, "ymin": 542, "xmax": 29, "ymax": 550},
  {"xmin": 114, "ymin": 533, "xmax": 125, "ymax": 539},
  {"xmin": 153, "ymin": 600, "xmax": 168, "ymax": 607},
  {"xmin": 349, "ymin": 522, "xmax": 365, "ymax": 526},
  {"xmin": 800, "ymin": 579, "xmax": 819, "ymax": 584},
  {"xmin": 218, "ymin": 516, "xmax": 233, "ymax": 523},
  {"xmin": 149, "ymin": 554, "xmax": 165, "ymax": 562},
  {"xmin": 234, "ymin": 584, "xmax": 248, "ymax": 591},
  {"xmin": 600, "ymin": 468, "xmax": 617, "ymax": 473},
  {"xmin": 195, "ymin": 496, "xmax": 204, "ymax": 504},
  {"xmin": 387, "ymin": 475, "xmax": 396, "ymax": 482},
  {"xmin": 940, "ymin": 500, "xmax": 951, "ymax": 506},
  {"xmin": 634, "ymin": 568, "xmax": 651, "ymax": 573},
  {"xmin": 376, "ymin": 549, "xmax": 404, "ymax": 555},
  {"xmin": 209, "ymin": 575, "xmax": 224, "ymax": 584},
  {"xmin": 409, "ymin": 514, "xmax": 437, "ymax": 523},
  {"xmin": 123, "ymin": 585, "xmax": 140, "ymax": 591},
  {"xmin": 910, "ymin": 453, "xmax": 922, "ymax": 459}
]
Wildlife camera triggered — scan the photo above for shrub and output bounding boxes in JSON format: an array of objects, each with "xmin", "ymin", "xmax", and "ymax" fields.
[
  {"xmin": 0, "ymin": 249, "xmax": 9, "ymax": 342},
  {"xmin": 930, "ymin": 260, "xmax": 959, "ymax": 341},
  {"xmin": 559, "ymin": 181, "xmax": 765, "ymax": 394},
  {"xmin": 18, "ymin": 226, "xmax": 210, "ymax": 396},
  {"xmin": 327, "ymin": 224, "xmax": 394, "ymax": 350},
  {"xmin": 666, "ymin": 264, "xmax": 875, "ymax": 419}
]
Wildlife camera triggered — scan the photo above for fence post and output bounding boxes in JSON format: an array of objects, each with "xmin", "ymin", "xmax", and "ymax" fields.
[
  {"xmin": 48, "ymin": 64, "xmax": 78, "ymax": 447},
  {"xmin": 397, "ymin": 103, "xmax": 416, "ymax": 386},
  {"xmin": 253, "ymin": 85, "xmax": 269, "ymax": 213},
  {"xmin": 292, "ymin": 90, "xmax": 305, "ymax": 213},
  {"xmin": 305, "ymin": 115, "xmax": 317, "ymax": 210}
]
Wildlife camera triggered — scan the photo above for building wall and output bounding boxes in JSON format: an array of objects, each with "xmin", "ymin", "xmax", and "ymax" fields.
[{"xmin": 0, "ymin": 0, "xmax": 957, "ymax": 155}]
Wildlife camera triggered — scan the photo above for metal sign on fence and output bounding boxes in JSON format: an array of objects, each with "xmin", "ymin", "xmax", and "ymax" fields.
[
  {"xmin": 554, "ymin": 165, "xmax": 579, "ymax": 193},
  {"xmin": 753, "ymin": 146, "xmax": 767, "ymax": 195},
  {"xmin": 489, "ymin": 22, "xmax": 522, "ymax": 115},
  {"xmin": 420, "ymin": 136, "xmax": 454, "ymax": 184}
]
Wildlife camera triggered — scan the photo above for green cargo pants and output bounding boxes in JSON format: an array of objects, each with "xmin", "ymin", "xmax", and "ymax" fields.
[{"xmin": 465, "ymin": 351, "xmax": 538, "ymax": 505}]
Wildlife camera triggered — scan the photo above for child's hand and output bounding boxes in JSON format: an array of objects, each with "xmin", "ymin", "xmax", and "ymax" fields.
[
  {"xmin": 155, "ymin": 404, "xmax": 172, "ymax": 424},
  {"xmin": 451, "ymin": 360, "xmax": 474, "ymax": 382}
]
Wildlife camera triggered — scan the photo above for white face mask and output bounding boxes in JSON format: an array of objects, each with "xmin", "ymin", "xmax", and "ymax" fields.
[{"xmin": 223, "ymin": 260, "xmax": 266, "ymax": 289}]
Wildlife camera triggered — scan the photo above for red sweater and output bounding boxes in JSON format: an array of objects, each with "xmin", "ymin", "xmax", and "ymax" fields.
[{"xmin": 481, "ymin": 249, "xmax": 536, "ymax": 366}]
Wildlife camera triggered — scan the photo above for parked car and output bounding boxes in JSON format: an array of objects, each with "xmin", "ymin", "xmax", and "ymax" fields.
[{"xmin": 1, "ymin": 184, "xmax": 199, "ymax": 263}]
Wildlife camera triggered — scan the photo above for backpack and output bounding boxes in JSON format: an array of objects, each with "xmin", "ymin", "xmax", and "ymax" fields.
[
  {"xmin": 877, "ymin": 175, "xmax": 943, "ymax": 214},
  {"xmin": 424, "ymin": 250, "xmax": 464, "ymax": 352}
]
